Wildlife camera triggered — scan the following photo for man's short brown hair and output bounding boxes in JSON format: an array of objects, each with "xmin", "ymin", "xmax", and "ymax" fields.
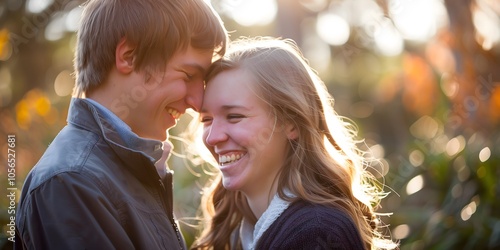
[{"xmin": 73, "ymin": 0, "xmax": 228, "ymax": 97}]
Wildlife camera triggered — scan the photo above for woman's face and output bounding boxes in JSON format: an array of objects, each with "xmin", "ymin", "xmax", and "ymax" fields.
[{"xmin": 200, "ymin": 68, "xmax": 291, "ymax": 197}]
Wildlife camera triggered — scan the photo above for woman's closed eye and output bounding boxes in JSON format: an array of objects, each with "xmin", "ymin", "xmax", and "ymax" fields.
[
  {"xmin": 200, "ymin": 115, "xmax": 212, "ymax": 124},
  {"xmin": 227, "ymin": 114, "xmax": 245, "ymax": 122}
]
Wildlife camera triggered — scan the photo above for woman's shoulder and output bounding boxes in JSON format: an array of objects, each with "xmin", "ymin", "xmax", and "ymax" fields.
[
  {"xmin": 284, "ymin": 200, "xmax": 358, "ymax": 230},
  {"xmin": 257, "ymin": 200, "xmax": 365, "ymax": 249}
]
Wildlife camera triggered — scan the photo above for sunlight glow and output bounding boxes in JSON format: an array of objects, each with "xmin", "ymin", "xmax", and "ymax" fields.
[
  {"xmin": 339, "ymin": 0, "xmax": 383, "ymax": 27},
  {"xmin": 224, "ymin": 0, "xmax": 277, "ymax": 26},
  {"xmin": 302, "ymin": 27, "xmax": 331, "ymax": 73},
  {"xmin": 299, "ymin": 0, "xmax": 328, "ymax": 12},
  {"xmin": 389, "ymin": 0, "xmax": 448, "ymax": 42},
  {"xmin": 316, "ymin": 13, "xmax": 350, "ymax": 46},
  {"xmin": 473, "ymin": 0, "xmax": 500, "ymax": 50},
  {"xmin": 406, "ymin": 175, "xmax": 424, "ymax": 195},
  {"xmin": 373, "ymin": 17, "xmax": 404, "ymax": 56}
]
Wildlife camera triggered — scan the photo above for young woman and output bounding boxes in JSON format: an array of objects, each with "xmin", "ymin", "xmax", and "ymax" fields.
[{"xmin": 191, "ymin": 37, "xmax": 396, "ymax": 250}]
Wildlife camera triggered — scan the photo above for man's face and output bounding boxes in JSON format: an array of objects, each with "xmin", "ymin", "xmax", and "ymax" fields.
[{"xmin": 123, "ymin": 46, "xmax": 213, "ymax": 141}]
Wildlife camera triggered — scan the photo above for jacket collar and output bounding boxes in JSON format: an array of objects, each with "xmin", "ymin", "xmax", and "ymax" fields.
[{"xmin": 67, "ymin": 98, "xmax": 164, "ymax": 184}]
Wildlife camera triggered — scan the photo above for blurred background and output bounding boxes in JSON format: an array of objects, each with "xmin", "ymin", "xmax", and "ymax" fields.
[{"xmin": 1, "ymin": 0, "xmax": 499, "ymax": 249}]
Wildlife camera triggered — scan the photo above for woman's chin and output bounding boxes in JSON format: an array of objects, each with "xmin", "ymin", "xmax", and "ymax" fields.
[{"xmin": 221, "ymin": 178, "xmax": 242, "ymax": 191}]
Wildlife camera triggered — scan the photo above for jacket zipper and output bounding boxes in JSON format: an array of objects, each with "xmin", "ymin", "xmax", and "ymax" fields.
[{"xmin": 158, "ymin": 179, "xmax": 184, "ymax": 250}]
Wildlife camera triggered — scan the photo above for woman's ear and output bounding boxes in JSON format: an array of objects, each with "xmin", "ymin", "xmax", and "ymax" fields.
[
  {"xmin": 115, "ymin": 38, "xmax": 135, "ymax": 74},
  {"xmin": 285, "ymin": 123, "xmax": 299, "ymax": 140}
]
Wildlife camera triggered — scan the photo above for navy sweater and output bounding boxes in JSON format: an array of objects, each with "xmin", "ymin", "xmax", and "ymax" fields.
[{"xmin": 255, "ymin": 200, "xmax": 365, "ymax": 250}]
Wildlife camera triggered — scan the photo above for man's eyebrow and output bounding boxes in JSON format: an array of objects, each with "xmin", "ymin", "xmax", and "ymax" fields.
[{"xmin": 181, "ymin": 63, "xmax": 207, "ymax": 75}]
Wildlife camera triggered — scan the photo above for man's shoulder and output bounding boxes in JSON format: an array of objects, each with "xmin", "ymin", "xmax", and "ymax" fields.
[{"xmin": 24, "ymin": 125, "xmax": 107, "ymax": 191}]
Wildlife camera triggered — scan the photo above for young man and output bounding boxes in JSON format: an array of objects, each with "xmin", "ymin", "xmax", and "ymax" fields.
[{"xmin": 15, "ymin": 0, "xmax": 228, "ymax": 249}]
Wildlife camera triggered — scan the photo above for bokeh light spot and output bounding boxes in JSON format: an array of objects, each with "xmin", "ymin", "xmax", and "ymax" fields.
[
  {"xmin": 26, "ymin": 0, "xmax": 53, "ymax": 13},
  {"xmin": 16, "ymin": 100, "xmax": 31, "ymax": 130},
  {"xmin": 34, "ymin": 95, "xmax": 51, "ymax": 117},
  {"xmin": 409, "ymin": 150, "xmax": 425, "ymax": 167},
  {"xmin": 316, "ymin": 13, "xmax": 350, "ymax": 46},
  {"xmin": 54, "ymin": 70, "xmax": 74, "ymax": 97},
  {"xmin": 410, "ymin": 115, "xmax": 439, "ymax": 140},
  {"xmin": 440, "ymin": 73, "xmax": 459, "ymax": 98},
  {"xmin": 374, "ymin": 17, "xmax": 403, "ymax": 56},
  {"xmin": 389, "ymin": 0, "xmax": 448, "ymax": 42},
  {"xmin": 446, "ymin": 136, "xmax": 466, "ymax": 156},
  {"xmin": 369, "ymin": 144, "xmax": 385, "ymax": 159},
  {"xmin": 406, "ymin": 175, "xmax": 424, "ymax": 195},
  {"xmin": 393, "ymin": 224, "xmax": 410, "ymax": 239},
  {"xmin": 45, "ymin": 13, "xmax": 65, "ymax": 41},
  {"xmin": 460, "ymin": 200, "xmax": 477, "ymax": 221},
  {"xmin": 65, "ymin": 7, "xmax": 83, "ymax": 32},
  {"xmin": 479, "ymin": 147, "xmax": 491, "ymax": 162},
  {"xmin": 0, "ymin": 29, "xmax": 12, "ymax": 61},
  {"xmin": 225, "ymin": 0, "xmax": 277, "ymax": 27}
]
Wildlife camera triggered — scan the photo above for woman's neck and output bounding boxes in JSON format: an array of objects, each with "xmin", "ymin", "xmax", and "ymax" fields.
[{"xmin": 245, "ymin": 182, "xmax": 279, "ymax": 219}]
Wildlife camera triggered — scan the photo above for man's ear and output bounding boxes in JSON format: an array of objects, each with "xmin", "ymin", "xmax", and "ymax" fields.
[
  {"xmin": 115, "ymin": 38, "xmax": 135, "ymax": 74},
  {"xmin": 285, "ymin": 123, "xmax": 299, "ymax": 140}
]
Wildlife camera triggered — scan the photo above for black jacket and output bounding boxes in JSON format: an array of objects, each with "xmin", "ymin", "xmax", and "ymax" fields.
[{"xmin": 15, "ymin": 98, "xmax": 186, "ymax": 249}]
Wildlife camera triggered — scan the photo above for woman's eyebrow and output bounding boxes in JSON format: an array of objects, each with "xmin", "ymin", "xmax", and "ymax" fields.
[
  {"xmin": 200, "ymin": 105, "xmax": 251, "ymax": 113},
  {"xmin": 221, "ymin": 105, "xmax": 252, "ymax": 111}
]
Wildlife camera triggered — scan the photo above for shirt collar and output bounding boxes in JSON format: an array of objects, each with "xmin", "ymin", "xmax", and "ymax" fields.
[
  {"xmin": 84, "ymin": 98, "xmax": 164, "ymax": 165},
  {"xmin": 240, "ymin": 190, "xmax": 295, "ymax": 250}
]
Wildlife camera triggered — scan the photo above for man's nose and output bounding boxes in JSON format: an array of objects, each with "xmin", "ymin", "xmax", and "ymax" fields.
[{"xmin": 186, "ymin": 80, "xmax": 204, "ymax": 112}]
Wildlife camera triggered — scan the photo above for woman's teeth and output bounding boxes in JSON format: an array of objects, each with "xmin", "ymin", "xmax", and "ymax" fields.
[
  {"xmin": 219, "ymin": 153, "xmax": 245, "ymax": 165},
  {"xmin": 167, "ymin": 108, "xmax": 180, "ymax": 119}
]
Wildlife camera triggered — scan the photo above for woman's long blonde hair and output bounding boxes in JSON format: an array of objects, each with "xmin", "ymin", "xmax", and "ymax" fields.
[{"xmin": 191, "ymin": 37, "xmax": 396, "ymax": 250}]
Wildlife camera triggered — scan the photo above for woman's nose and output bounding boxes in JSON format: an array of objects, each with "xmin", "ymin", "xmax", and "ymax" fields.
[{"xmin": 204, "ymin": 123, "xmax": 228, "ymax": 147}]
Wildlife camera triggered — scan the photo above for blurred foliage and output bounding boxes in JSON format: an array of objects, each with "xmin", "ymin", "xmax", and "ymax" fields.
[{"xmin": 1, "ymin": 0, "xmax": 499, "ymax": 249}]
